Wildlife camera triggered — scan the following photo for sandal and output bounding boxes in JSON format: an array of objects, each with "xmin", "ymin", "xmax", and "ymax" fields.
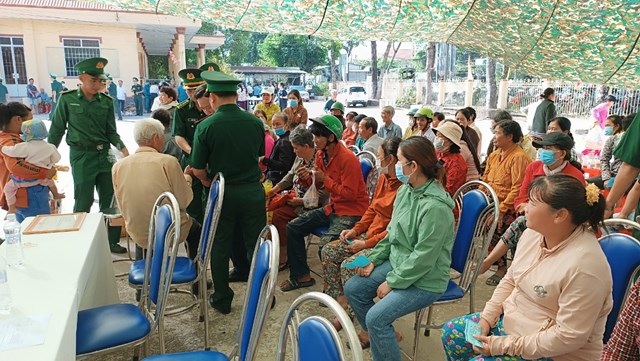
[
  {"xmin": 280, "ymin": 278, "xmax": 316, "ymax": 292},
  {"xmin": 485, "ymin": 274, "xmax": 503, "ymax": 286},
  {"xmin": 278, "ymin": 263, "xmax": 289, "ymax": 271}
]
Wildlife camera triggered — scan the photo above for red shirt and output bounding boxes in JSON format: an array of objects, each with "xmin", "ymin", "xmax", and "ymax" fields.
[
  {"xmin": 351, "ymin": 173, "xmax": 402, "ymax": 248},
  {"xmin": 342, "ymin": 127, "xmax": 357, "ymax": 146},
  {"xmin": 438, "ymin": 151, "xmax": 468, "ymax": 197},
  {"xmin": 514, "ymin": 160, "xmax": 587, "ymax": 208},
  {"xmin": 314, "ymin": 142, "xmax": 369, "ymax": 217}
]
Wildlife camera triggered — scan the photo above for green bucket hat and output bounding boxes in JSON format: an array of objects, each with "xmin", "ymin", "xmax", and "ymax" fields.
[
  {"xmin": 75, "ymin": 57, "xmax": 108, "ymax": 80},
  {"xmin": 310, "ymin": 115, "xmax": 343, "ymax": 139},
  {"xmin": 201, "ymin": 71, "xmax": 240, "ymax": 93},
  {"xmin": 414, "ymin": 107, "xmax": 434, "ymax": 119},
  {"xmin": 178, "ymin": 68, "xmax": 205, "ymax": 89},
  {"xmin": 330, "ymin": 101, "xmax": 345, "ymax": 113},
  {"xmin": 199, "ymin": 62, "xmax": 221, "ymax": 72}
]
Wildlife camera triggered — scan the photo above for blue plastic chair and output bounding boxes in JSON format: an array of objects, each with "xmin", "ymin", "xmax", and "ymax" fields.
[
  {"xmin": 141, "ymin": 224, "xmax": 280, "ymax": 361},
  {"xmin": 276, "ymin": 292, "xmax": 363, "ymax": 361},
  {"xmin": 76, "ymin": 192, "xmax": 182, "ymax": 360},
  {"xmin": 409, "ymin": 181, "xmax": 499, "ymax": 360},
  {"xmin": 128, "ymin": 173, "xmax": 225, "ymax": 349},
  {"xmin": 598, "ymin": 218, "xmax": 640, "ymax": 343}
]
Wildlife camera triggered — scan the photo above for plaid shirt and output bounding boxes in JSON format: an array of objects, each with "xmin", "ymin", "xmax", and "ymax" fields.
[{"xmin": 601, "ymin": 279, "xmax": 640, "ymax": 360}]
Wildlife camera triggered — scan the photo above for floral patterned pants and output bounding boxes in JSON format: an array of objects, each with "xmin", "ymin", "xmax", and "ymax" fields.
[
  {"xmin": 321, "ymin": 239, "xmax": 373, "ymax": 299},
  {"xmin": 441, "ymin": 313, "xmax": 552, "ymax": 361}
]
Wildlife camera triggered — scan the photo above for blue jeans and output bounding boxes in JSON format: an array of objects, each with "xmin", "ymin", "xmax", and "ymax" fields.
[
  {"xmin": 16, "ymin": 185, "xmax": 50, "ymax": 223},
  {"xmin": 286, "ymin": 207, "xmax": 360, "ymax": 281},
  {"xmin": 344, "ymin": 260, "xmax": 443, "ymax": 361}
]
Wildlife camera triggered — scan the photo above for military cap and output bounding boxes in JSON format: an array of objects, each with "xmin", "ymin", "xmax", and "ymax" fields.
[
  {"xmin": 201, "ymin": 71, "xmax": 241, "ymax": 93},
  {"xmin": 49, "ymin": 73, "xmax": 57, "ymax": 79},
  {"xmin": 178, "ymin": 68, "xmax": 205, "ymax": 89},
  {"xmin": 75, "ymin": 57, "xmax": 108, "ymax": 80},
  {"xmin": 199, "ymin": 62, "xmax": 221, "ymax": 72}
]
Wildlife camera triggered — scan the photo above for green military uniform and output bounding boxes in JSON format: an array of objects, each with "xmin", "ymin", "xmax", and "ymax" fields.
[
  {"xmin": 174, "ymin": 68, "xmax": 207, "ymax": 222},
  {"xmin": 48, "ymin": 58, "xmax": 126, "ymax": 250},
  {"xmin": 200, "ymin": 62, "xmax": 221, "ymax": 72},
  {"xmin": 613, "ymin": 111, "xmax": 640, "ymax": 239},
  {"xmin": 190, "ymin": 70, "xmax": 266, "ymax": 313},
  {"xmin": 50, "ymin": 73, "xmax": 64, "ymax": 117}
]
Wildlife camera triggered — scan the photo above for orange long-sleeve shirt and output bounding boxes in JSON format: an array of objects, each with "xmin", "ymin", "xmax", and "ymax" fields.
[
  {"xmin": 314, "ymin": 142, "xmax": 369, "ymax": 217},
  {"xmin": 351, "ymin": 173, "xmax": 402, "ymax": 248},
  {"xmin": 342, "ymin": 127, "xmax": 357, "ymax": 146},
  {"xmin": 482, "ymin": 143, "xmax": 532, "ymax": 216},
  {"xmin": 0, "ymin": 132, "xmax": 49, "ymax": 209}
]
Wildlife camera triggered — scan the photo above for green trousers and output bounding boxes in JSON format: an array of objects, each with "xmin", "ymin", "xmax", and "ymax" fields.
[
  {"xmin": 181, "ymin": 154, "xmax": 204, "ymax": 224},
  {"xmin": 70, "ymin": 149, "xmax": 121, "ymax": 245},
  {"xmin": 209, "ymin": 182, "xmax": 266, "ymax": 309}
]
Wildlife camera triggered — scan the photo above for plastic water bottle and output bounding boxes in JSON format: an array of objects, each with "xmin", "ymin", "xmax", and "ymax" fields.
[
  {"xmin": 4, "ymin": 214, "xmax": 24, "ymax": 268},
  {"xmin": 0, "ymin": 256, "xmax": 11, "ymax": 314}
]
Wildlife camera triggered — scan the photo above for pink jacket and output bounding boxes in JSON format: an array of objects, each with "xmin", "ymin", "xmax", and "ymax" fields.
[
  {"xmin": 482, "ymin": 227, "xmax": 613, "ymax": 361},
  {"xmin": 591, "ymin": 102, "xmax": 610, "ymax": 129}
]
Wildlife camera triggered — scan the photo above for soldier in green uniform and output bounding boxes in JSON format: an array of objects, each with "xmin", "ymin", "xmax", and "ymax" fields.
[
  {"xmin": 189, "ymin": 70, "xmax": 266, "ymax": 314},
  {"xmin": 131, "ymin": 77, "xmax": 144, "ymax": 116},
  {"xmin": 50, "ymin": 73, "xmax": 64, "ymax": 117},
  {"xmin": 48, "ymin": 57, "xmax": 130, "ymax": 253},
  {"xmin": 173, "ymin": 67, "xmax": 207, "ymax": 223}
]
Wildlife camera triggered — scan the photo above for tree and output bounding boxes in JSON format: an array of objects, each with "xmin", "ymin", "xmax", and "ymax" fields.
[
  {"xmin": 258, "ymin": 34, "xmax": 329, "ymax": 73},
  {"xmin": 371, "ymin": 41, "xmax": 378, "ymax": 100},
  {"xmin": 343, "ymin": 40, "xmax": 361, "ymax": 58},
  {"xmin": 148, "ymin": 55, "xmax": 169, "ymax": 79},
  {"xmin": 486, "ymin": 57, "xmax": 497, "ymax": 108},
  {"xmin": 426, "ymin": 42, "xmax": 436, "ymax": 104},
  {"xmin": 328, "ymin": 40, "xmax": 342, "ymax": 88}
]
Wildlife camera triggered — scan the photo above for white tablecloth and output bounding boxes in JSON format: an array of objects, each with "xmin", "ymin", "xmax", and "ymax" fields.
[{"xmin": 0, "ymin": 213, "xmax": 119, "ymax": 361}]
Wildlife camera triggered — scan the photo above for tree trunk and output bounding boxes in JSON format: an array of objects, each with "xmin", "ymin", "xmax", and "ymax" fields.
[
  {"xmin": 375, "ymin": 42, "xmax": 393, "ymax": 100},
  {"xmin": 330, "ymin": 48, "xmax": 338, "ymax": 89},
  {"xmin": 371, "ymin": 41, "xmax": 378, "ymax": 100},
  {"xmin": 425, "ymin": 42, "xmax": 436, "ymax": 105},
  {"xmin": 486, "ymin": 57, "xmax": 498, "ymax": 109}
]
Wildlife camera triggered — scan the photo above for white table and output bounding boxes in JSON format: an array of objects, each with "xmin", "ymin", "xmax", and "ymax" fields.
[{"xmin": 0, "ymin": 213, "xmax": 119, "ymax": 361}]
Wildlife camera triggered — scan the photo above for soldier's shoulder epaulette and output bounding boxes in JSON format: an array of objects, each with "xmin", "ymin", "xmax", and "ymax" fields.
[
  {"xmin": 176, "ymin": 99, "xmax": 190, "ymax": 109},
  {"xmin": 102, "ymin": 92, "xmax": 113, "ymax": 100},
  {"xmin": 60, "ymin": 89, "xmax": 76, "ymax": 95}
]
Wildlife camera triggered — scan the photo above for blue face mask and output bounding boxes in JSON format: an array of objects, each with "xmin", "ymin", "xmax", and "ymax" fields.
[
  {"xmin": 538, "ymin": 149, "xmax": 557, "ymax": 165},
  {"xmin": 395, "ymin": 163, "xmax": 410, "ymax": 184},
  {"xmin": 287, "ymin": 99, "xmax": 298, "ymax": 107},
  {"xmin": 604, "ymin": 126, "xmax": 614, "ymax": 136},
  {"xmin": 274, "ymin": 127, "xmax": 286, "ymax": 136}
]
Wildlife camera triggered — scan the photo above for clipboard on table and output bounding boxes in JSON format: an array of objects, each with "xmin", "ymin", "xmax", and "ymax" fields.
[{"xmin": 23, "ymin": 212, "xmax": 87, "ymax": 235}]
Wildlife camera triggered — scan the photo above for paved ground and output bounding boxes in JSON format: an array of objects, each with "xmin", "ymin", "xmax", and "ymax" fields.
[{"xmin": 17, "ymin": 99, "xmax": 583, "ymax": 360}]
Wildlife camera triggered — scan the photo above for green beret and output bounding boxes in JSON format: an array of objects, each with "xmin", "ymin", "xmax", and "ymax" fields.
[
  {"xmin": 201, "ymin": 71, "xmax": 240, "ymax": 93},
  {"xmin": 178, "ymin": 68, "xmax": 205, "ymax": 89},
  {"xmin": 75, "ymin": 57, "xmax": 108, "ymax": 80},
  {"xmin": 199, "ymin": 62, "xmax": 221, "ymax": 72}
]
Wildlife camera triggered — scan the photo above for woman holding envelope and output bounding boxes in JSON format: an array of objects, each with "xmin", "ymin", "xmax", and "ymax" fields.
[{"xmin": 344, "ymin": 136, "xmax": 456, "ymax": 361}]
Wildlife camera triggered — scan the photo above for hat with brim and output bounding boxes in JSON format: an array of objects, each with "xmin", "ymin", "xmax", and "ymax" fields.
[
  {"xmin": 261, "ymin": 86, "xmax": 275, "ymax": 95},
  {"xmin": 49, "ymin": 73, "xmax": 57, "ymax": 79},
  {"xmin": 178, "ymin": 68, "xmax": 205, "ymax": 89},
  {"xmin": 330, "ymin": 101, "xmax": 345, "ymax": 113},
  {"xmin": 407, "ymin": 108, "xmax": 419, "ymax": 116},
  {"xmin": 201, "ymin": 71, "xmax": 241, "ymax": 93},
  {"xmin": 199, "ymin": 62, "xmax": 221, "ymax": 72},
  {"xmin": 532, "ymin": 132, "xmax": 574, "ymax": 150},
  {"xmin": 75, "ymin": 57, "xmax": 108, "ymax": 79},
  {"xmin": 310, "ymin": 115, "xmax": 343, "ymax": 139},
  {"xmin": 433, "ymin": 121, "xmax": 462, "ymax": 147}
]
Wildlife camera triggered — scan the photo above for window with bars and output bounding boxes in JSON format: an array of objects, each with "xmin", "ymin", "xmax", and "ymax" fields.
[{"xmin": 63, "ymin": 38, "xmax": 101, "ymax": 76}]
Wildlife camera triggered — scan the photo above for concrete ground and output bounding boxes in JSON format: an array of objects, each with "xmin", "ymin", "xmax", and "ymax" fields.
[{"xmin": 22, "ymin": 99, "xmax": 584, "ymax": 360}]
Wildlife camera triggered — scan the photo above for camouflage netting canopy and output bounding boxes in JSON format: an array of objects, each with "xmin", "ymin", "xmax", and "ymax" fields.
[{"xmin": 96, "ymin": 0, "xmax": 640, "ymax": 88}]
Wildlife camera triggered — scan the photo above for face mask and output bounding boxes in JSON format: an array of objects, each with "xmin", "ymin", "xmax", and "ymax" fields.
[
  {"xmin": 376, "ymin": 158, "xmax": 388, "ymax": 174},
  {"xmin": 395, "ymin": 162, "xmax": 411, "ymax": 184},
  {"xmin": 604, "ymin": 126, "xmax": 614, "ymax": 136},
  {"xmin": 434, "ymin": 138, "xmax": 447, "ymax": 151},
  {"xmin": 538, "ymin": 149, "xmax": 557, "ymax": 165},
  {"xmin": 287, "ymin": 99, "xmax": 298, "ymax": 107},
  {"xmin": 274, "ymin": 127, "xmax": 286, "ymax": 136}
]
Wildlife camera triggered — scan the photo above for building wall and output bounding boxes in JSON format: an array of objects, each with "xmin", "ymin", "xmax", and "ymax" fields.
[{"xmin": 0, "ymin": 18, "xmax": 140, "ymax": 96}]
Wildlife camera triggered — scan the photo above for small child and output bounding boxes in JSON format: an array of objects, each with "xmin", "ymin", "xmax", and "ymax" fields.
[{"xmin": 2, "ymin": 119, "xmax": 64, "ymax": 213}]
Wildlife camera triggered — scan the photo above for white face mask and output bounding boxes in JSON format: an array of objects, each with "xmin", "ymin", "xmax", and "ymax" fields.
[
  {"xmin": 375, "ymin": 158, "xmax": 388, "ymax": 174},
  {"xmin": 434, "ymin": 138, "xmax": 447, "ymax": 151}
]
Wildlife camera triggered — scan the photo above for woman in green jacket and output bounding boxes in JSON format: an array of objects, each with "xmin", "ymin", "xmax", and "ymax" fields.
[{"xmin": 344, "ymin": 136, "xmax": 456, "ymax": 361}]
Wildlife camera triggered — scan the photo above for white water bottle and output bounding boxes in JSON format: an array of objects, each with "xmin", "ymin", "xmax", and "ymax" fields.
[
  {"xmin": 0, "ymin": 256, "xmax": 11, "ymax": 314},
  {"xmin": 4, "ymin": 214, "xmax": 24, "ymax": 268}
]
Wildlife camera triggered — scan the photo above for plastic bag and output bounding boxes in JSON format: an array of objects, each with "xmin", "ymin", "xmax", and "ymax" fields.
[
  {"xmin": 584, "ymin": 127, "xmax": 605, "ymax": 152},
  {"xmin": 302, "ymin": 171, "xmax": 319, "ymax": 209}
]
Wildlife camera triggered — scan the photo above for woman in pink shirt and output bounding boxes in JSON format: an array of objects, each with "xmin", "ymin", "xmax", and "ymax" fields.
[
  {"xmin": 254, "ymin": 109, "xmax": 275, "ymax": 173},
  {"xmin": 591, "ymin": 95, "xmax": 617, "ymax": 129},
  {"xmin": 442, "ymin": 175, "xmax": 612, "ymax": 361}
]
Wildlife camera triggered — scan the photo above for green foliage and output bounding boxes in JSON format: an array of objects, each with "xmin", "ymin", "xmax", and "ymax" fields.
[
  {"xmin": 395, "ymin": 87, "xmax": 416, "ymax": 108},
  {"xmin": 312, "ymin": 83, "xmax": 329, "ymax": 97},
  {"xmin": 258, "ymin": 34, "xmax": 329, "ymax": 73},
  {"xmin": 148, "ymin": 55, "xmax": 169, "ymax": 79}
]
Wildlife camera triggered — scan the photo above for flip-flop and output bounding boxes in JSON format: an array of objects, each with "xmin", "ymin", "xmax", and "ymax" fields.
[
  {"xmin": 485, "ymin": 274, "xmax": 503, "ymax": 286},
  {"xmin": 280, "ymin": 278, "xmax": 316, "ymax": 292}
]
